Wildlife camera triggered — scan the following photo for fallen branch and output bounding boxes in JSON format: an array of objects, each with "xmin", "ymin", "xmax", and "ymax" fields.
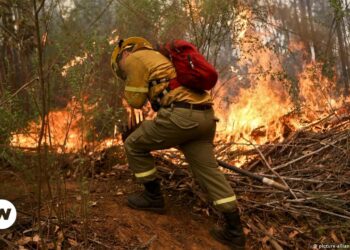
[
  {"xmin": 88, "ymin": 238, "xmax": 112, "ymax": 249},
  {"xmin": 133, "ymin": 234, "xmax": 157, "ymax": 250},
  {"xmin": 291, "ymin": 205, "xmax": 350, "ymax": 220},
  {"xmin": 218, "ymin": 160, "xmax": 289, "ymax": 192},
  {"xmin": 273, "ymin": 133, "xmax": 349, "ymax": 171},
  {"xmin": 257, "ymin": 222, "xmax": 284, "ymax": 250},
  {"xmin": 0, "ymin": 77, "xmax": 39, "ymax": 107},
  {"xmin": 242, "ymin": 137, "xmax": 296, "ymax": 198}
]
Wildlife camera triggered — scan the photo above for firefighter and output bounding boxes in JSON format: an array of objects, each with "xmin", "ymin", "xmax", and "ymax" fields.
[{"xmin": 111, "ymin": 37, "xmax": 245, "ymax": 249}]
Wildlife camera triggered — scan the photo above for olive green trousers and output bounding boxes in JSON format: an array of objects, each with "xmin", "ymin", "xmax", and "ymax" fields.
[{"xmin": 124, "ymin": 107, "xmax": 237, "ymax": 212}]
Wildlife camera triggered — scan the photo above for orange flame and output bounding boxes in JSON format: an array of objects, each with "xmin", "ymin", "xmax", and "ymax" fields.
[
  {"xmin": 61, "ymin": 53, "xmax": 88, "ymax": 77},
  {"xmin": 212, "ymin": 11, "xmax": 349, "ymax": 168},
  {"xmin": 215, "ymin": 10, "xmax": 295, "ymax": 145},
  {"xmin": 11, "ymin": 98, "xmax": 89, "ymax": 153}
]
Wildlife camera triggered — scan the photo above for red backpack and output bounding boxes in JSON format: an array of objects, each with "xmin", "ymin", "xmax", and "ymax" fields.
[{"xmin": 156, "ymin": 40, "xmax": 218, "ymax": 91}]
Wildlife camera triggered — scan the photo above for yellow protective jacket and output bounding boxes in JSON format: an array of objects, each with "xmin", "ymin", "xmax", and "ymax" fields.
[{"xmin": 123, "ymin": 49, "xmax": 212, "ymax": 109}]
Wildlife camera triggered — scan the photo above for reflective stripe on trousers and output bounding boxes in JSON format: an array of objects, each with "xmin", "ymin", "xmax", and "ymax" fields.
[
  {"xmin": 134, "ymin": 168, "xmax": 157, "ymax": 178},
  {"xmin": 213, "ymin": 195, "xmax": 236, "ymax": 206}
]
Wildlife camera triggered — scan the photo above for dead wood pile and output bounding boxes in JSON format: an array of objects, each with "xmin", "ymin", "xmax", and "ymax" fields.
[{"xmin": 154, "ymin": 116, "xmax": 350, "ymax": 250}]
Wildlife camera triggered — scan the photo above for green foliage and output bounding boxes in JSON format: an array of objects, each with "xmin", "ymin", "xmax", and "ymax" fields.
[
  {"xmin": 88, "ymin": 106, "xmax": 122, "ymax": 141},
  {"xmin": 0, "ymin": 107, "xmax": 16, "ymax": 143},
  {"xmin": 0, "ymin": 96, "xmax": 31, "ymax": 145},
  {"xmin": 0, "ymin": 100, "xmax": 31, "ymax": 170},
  {"xmin": 329, "ymin": 0, "xmax": 347, "ymax": 20},
  {"xmin": 321, "ymin": 58, "xmax": 336, "ymax": 80},
  {"xmin": 114, "ymin": 0, "xmax": 186, "ymax": 42},
  {"xmin": 114, "ymin": 0, "xmax": 238, "ymax": 68}
]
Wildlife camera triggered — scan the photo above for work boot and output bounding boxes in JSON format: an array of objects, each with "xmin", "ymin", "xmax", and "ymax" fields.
[
  {"xmin": 127, "ymin": 179, "xmax": 165, "ymax": 213},
  {"xmin": 210, "ymin": 211, "xmax": 246, "ymax": 250}
]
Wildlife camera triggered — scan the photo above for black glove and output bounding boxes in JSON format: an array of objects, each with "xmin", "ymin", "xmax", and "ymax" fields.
[
  {"xmin": 151, "ymin": 101, "xmax": 161, "ymax": 111},
  {"xmin": 121, "ymin": 126, "xmax": 135, "ymax": 142}
]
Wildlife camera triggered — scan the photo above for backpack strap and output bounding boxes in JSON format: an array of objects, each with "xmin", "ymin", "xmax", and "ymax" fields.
[
  {"xmin": 148, "ymin": 77, "xmax": 182, "ymax": 111},
  {"xmin": 170, "ymin": 40, "xmax": 180, "ymax": 53},
  {"xmin": 149, "ymin": 77, "xmax": 172, "ymax": 104},
  {"xmin": 149, "ymin": 77, "xmax": 170, "ymax": 86}
]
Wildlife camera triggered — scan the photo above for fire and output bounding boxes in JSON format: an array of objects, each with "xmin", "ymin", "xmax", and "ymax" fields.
[
  {"xmin": 215, "ymin": 80, "xmax": 293, "ymax": 143},
  {"xmin": 214, "ymin": 42, "xmax": 294, "ymax": 144},
  {"xmin": 299, "ymin": 63, "xmax": 337, "ymax": 111},
  {"xmin": 214, "ymin": 11, "xmax": 349, "ymax": 150},
  {"xmin": 11, "ymin": 98, "xmax": 88, "ymax": 153},
  {"xmin": 215, "ymin": 10, "xmax": 295, "ymax": 145},
  {"xmin": 61, "ymin": 53, "xmax": 88, "ymax": 77},
  {"xmin": 234, "ymin": 9, "xmax": 250, "ymax": 40},
  {"xmin": 9, "ymin": 97, "xmax": 154, "ymax": 153}
]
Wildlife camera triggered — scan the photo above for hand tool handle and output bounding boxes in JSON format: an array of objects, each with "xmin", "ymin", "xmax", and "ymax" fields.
[{"xmin": 217, "ymin": 160, "xmax": 289, "ymax": 192}]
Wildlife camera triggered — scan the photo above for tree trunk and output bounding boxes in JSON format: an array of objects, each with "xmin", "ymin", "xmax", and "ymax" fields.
[
  {"xmin": 299, "ymin": 0, "xmax": 311, "ymax": 60},
  {"xmin": 336, "ymin": 19, "xmax": 350, "ymax": 96},
  {"xmin": 306, "ymin": 0, "xmax": 316, "ymax": 61},
  {"xmin": 293, "ymin": 0, "xmax": 302, "ymax": 36}
]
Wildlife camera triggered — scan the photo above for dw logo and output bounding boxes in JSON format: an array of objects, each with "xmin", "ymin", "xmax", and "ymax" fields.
[{"xmin": 0, "ymin": 199, "xmax": 17, "ymax": 230}]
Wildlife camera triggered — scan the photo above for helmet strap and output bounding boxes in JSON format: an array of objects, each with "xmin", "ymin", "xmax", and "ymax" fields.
[{"xmin": 118, "ymin": 39, "xmax": 124, "ymax": 48}]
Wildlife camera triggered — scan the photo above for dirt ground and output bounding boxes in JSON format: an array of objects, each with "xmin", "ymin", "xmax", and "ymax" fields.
[
  {"xmin": 86, "ymin": 171, "xmax": 231, "ymax": 250},
  {"xmin": 0, "ymin": 162, "xmax": 237, "ymax": 250}
]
